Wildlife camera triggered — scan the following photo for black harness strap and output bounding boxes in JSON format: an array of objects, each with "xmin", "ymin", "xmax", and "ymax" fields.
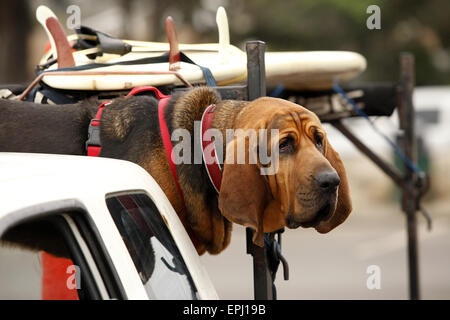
[
  {"xmin": 39, "ymin": 52, "xmax": 217, "ymax": 87},
  {"xmin": 179, "ymin": 52, "xmax": 217, "ymax": 87}
]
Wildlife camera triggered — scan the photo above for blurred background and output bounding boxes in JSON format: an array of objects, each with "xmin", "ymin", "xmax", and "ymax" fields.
[
  {"xmin": 1, "ymin": 0, "xmax": 450, "ymax": 85},
  {"xmin": 0, "ymin": 0, "xmax": 449, "ymax": 299}
]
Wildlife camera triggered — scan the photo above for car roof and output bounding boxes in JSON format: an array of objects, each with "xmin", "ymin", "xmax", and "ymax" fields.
[
  {"xmin": 0, "ymin": 152, "xmax": 147, "ymax": 184},
  {"xmin": 0, "ymin": 152, "xmax": 155, "ymax": 215}
]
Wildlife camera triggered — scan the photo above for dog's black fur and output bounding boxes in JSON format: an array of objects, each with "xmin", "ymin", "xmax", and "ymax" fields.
[{"xmin": 0, "ymin": 98, "xmax": 98, "ymax": 155}]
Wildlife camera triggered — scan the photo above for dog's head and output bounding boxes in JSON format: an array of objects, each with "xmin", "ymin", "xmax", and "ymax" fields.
[{"xmin": 218, "ymin": 97, "xmax": 352, "ymax": 246}]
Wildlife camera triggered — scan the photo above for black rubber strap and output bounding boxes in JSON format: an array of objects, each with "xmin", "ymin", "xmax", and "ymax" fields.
[
  {"xmin": 179, "ymin": 52, "xmax": 217, "ymax": 87},
  {"xmin": 41, "ymin": 52, "xmax": 217, "ymax": 86},
  {"xmin": 42, "ymin": 53, "xmax": 171, "ymax": 72}
]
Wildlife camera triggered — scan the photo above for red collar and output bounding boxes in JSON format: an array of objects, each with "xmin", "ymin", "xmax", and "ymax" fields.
[{"xmin": 200, "ymin": 104, "xmax": 222, "ymax": 193}]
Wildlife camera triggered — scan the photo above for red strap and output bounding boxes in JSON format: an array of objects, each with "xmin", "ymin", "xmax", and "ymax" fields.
[
  {"xmin": 91, "ymin": 101, "xmax": 109, "ymax": 126},
  {"xmin": 158, "ymin": 98, "xmax": 205, "ymax": 249},
  {"xmin": 87, "ymin": 100, "xmax": 109, "ymax": 157},
  {"xmin": 158, "ymin": 97, "xmax": 185, "ymax": 204},
  {"xmin": 87, "ymin": 146, "xmax": 101, "ymax": 157},
  {"xmin": 125, "ymin": 86, "xmax": 170, "ymax": 100},
  {"xmin": 41, "ymin": 252, "xmax": 79, "ymax": 300},
  {"xmin": 200, "ymin": 104, "xmax": 222, "ymax": 193}
]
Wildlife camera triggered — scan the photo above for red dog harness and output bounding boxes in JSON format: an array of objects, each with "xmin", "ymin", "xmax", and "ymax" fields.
[
  {"xmin": 85, "ymin": 86, "xmax": 192, "ymax": 202},
  {"xmin": 86, "ymin": 86, "xmax": 223, "ymax": 196}
]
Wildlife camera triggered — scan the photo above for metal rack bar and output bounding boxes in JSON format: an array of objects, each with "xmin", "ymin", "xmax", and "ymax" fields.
[
  {"xmin": 241, "ymin": 44, "xmax": 422, "ymax": 300},
  {"xmin": 332, "ymin": 121, "xmax": 406, "ymax": 188},
  {"xmin": 332, "ymin": 53, "xmax": 421, "ymax": 300},
  {"xmin": 244, "ymin": 40, "xmax": 276, "ymax": 300},
  {"xmin": 398, "ymin": 53, "xmax": 420, "ymax": 300}
]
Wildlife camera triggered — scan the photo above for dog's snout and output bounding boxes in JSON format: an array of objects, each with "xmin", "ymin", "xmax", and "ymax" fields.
[{"xmin": 315, "ymin": 170, "xmax": 340, "ymax": 192}]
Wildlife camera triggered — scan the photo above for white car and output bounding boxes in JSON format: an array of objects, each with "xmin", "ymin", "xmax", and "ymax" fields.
[{"xmin": 0, "ymin": 153, "xmax": 218, "ymax": 300}]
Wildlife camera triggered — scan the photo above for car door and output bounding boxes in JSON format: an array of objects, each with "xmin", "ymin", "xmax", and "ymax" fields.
[{"xmin": 0, "ymin": 202, "xmax": 125, "ymax": 300}]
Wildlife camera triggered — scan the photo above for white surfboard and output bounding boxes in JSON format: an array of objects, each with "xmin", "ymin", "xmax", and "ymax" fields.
[
  {"xmin": 265, "ymin": 51, "xmax": 366, "ymax": 90},
  {"xmin": 40, "ymin": 48, "xmax": 247, "ymax": 90},
  {"xmin": 37, "ymin": 6, "xmax": 366, "ymax": 91}
]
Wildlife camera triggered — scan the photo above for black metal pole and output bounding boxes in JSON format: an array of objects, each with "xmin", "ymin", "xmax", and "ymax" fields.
[
  {"xmin": 245, "ymin": 41, "xmax": 274, "ymax": 300},
  {"xmin": 246, "ymin": 41, "xmax": 266, "ymax": 100},
  {"xmin": 332, "ymin": 121, "xmax": 406, "ymax": 188},
  {"xmin": 246, "ymin": 228, "xmax": 274, "ymax": 300},
  {"xmin": 398, "ymin": 53, "xmax": 420, "ymax": 300}
]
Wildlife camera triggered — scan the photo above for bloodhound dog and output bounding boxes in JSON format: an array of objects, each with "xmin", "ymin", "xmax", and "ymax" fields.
[{"xmin": 0, "ymin": 86, "xmax": 352, "ymax": 256}]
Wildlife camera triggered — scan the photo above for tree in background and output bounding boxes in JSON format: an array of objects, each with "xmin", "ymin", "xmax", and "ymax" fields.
[
  {"xmin": 227, "ymin": 0, "xmax": 450, "ymax": 85},
  {"xmin": 0, "ymin": 0, "xmax": 30, "ymax": 84}
]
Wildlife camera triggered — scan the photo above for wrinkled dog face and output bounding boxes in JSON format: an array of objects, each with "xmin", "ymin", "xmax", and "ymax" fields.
[
  {"xmin": 262, "ymin": 101, "xmax": 342, "ymax": 231},
  {"xmin": 219, "ymin": 97, "xmax": 351, "ymax": 247}
]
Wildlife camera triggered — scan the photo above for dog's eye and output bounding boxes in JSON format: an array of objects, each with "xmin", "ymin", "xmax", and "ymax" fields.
[
  {"xmin": 314, "ymin": 132, "xmax": 323, "ymax": 150},
  {"xmin": 279, "ymin": 137, "xmax": 295, "ymax": 154}
]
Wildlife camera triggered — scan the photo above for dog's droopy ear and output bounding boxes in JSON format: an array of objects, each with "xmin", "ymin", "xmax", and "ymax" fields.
[
  {"xmin": 316, "ymin": 140, "xmax": 352, "ymax": 233},
  {"xmin": 218, "ymin": 136, "xmax": 269, "ymax": 247}
]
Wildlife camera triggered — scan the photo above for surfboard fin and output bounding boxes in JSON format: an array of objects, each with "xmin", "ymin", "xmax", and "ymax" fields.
[
  {"xmin": 165, "ymin": 16, "xmax": 181, "ymax": 71},
  {"xmin": 216, "ymin": 6, "xmax": 230, "ymax": 64},
  {"xmin": 36, "ymin": 5, "xmax": 75, "ymax": 69}
]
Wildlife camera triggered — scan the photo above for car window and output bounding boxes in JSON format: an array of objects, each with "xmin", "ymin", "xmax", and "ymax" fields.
[
  {"xmin": 106, "ymin": 193, "xmax": 198, "ymax": 300},
  {"xmin": 0, "ymin": 215, "xmax": 105, "ymax": 300}
]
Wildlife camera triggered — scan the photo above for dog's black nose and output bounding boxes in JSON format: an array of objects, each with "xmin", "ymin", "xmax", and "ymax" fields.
[{"xmin": 315, "ymin": 170, "xmax": 340, "ymax": 192}]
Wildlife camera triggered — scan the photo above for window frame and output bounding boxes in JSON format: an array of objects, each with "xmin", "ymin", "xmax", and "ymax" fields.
[{"xmin": 105, "ymin": 191, "xmax": 199, "ymax": 300}]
